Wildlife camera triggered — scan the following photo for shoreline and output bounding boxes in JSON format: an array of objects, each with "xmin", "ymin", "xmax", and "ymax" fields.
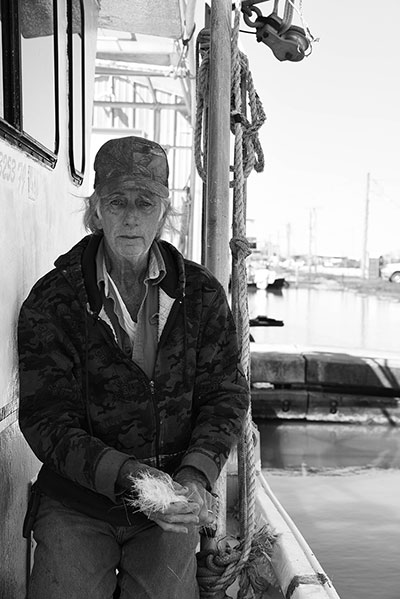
[{"xmin": 284, "ymin": 272, "xmax": 400, "ymax": 302}]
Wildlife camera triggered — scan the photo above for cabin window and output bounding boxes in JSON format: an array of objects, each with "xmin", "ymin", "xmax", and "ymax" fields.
[
  {"xmin": 20, "ymin": 0, "xmax": 58, "ymax": 152},
  {"xmin": 0, "ymin": 0, "xmax": 59, "ymax": 165},
  {"xmin": 68, "ymin": 0, "xmax": 85, "ymax": 183},
  {"xmin": 0, "ymin": 4, "xmax": 3, "ymax": 119}
]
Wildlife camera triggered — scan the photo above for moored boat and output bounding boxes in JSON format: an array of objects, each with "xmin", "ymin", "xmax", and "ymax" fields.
[{"xmin": 0, "ymin": 1, "xmax": 363, "ymax": 597}]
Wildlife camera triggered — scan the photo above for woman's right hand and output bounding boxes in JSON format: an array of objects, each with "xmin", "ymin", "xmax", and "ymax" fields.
[
  {"xmin": 116, "ymin": 460, "xmax": 200, "ymax": 533},
  {"xmin": 145, "ymin": 489, "xmax": 201, "ymax": 534}
]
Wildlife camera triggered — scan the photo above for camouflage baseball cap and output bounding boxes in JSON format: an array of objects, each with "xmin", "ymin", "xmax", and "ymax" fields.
[{"xmin": 94, "ymin": 136, "xmax": 169, "ymax": 198}]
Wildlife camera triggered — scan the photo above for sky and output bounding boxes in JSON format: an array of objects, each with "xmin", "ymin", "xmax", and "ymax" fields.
[{"xmin": 239, "ymin": 0, "xmax": 400, "ymax": 259}]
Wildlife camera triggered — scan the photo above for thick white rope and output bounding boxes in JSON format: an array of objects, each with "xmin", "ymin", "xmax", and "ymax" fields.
[
  {"xmin": 230, "ymin": 5, "xmax": 259, "ymax": 597},
  {"xmin": 194, "ymin": 5, "xmax": 267, "ymax": 597}
]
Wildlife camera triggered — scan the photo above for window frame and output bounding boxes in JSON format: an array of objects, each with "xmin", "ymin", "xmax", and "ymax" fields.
[
  {"xmin": 0, "ymin": 0, "xmax": 59, "ymax": 167},
  {"xmin": 67, "ymin": 0, "xmax": 86, "ymax": 185}
]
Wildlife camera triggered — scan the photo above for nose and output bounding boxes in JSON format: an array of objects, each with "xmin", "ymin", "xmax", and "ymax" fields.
[{"xmin": 123, "ymin": 202, "xmax": 140, "ymax": 225}]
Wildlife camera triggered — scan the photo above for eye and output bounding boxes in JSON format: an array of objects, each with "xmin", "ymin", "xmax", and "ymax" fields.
[
  {"xmin": 137, "ymin": 197, "xmax": 156, "ymax": 210},
  {"xmin": 110, "ymin": 197, "xmax": 124, "ymax": 207},
  {"xmin": 104, "ymin": 195, "xmax": 126, "ymax": 210}
]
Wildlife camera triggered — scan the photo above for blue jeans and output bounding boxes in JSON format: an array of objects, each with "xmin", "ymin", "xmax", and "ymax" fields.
[{"xmin": 28, "ymin": 495, "xmax": 200, "ymax": 599}]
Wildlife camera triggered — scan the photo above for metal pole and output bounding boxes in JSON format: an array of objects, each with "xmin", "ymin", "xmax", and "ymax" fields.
[
  {"xmin": 205, "ymin": 0, "xmax": 231, "ymax": 291},
  {"xmin": 361, "ymin": 172, "xmax": 371, "ymax": 279}
]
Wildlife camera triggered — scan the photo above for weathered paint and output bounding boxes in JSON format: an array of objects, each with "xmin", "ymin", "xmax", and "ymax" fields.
[
  {"xmin": 0, "ymin": 421, "xmax": 40, "ymax": 598},
  {"xmin": 305, "ymin": 351, "xmax": 400, "ymax": 389},
  {"xmin": 251, "ymin": 346, "xmax": 400, "ymax": 391},
  {"xmin": 251, "ymin": 349, "xmax": 306, "ymax": 385},
  {"xmin": 98, "ymin": 0, "xmax": 183, "ymax": 37}
]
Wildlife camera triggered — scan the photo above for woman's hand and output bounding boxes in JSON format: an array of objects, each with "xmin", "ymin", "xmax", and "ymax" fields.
[
  {"xmin": 116, "ymin": 461, "xmax": 216, "ymax": 533},
  {"xmin": 145, "ymin": 487, "xmax": 200, "ymax": 533},
  {"xmin": 147, "ymin": 481, "xmax": 215, "ymax": 533},
  {"xmin": 181, "ymin": 481, "xmax": 215, "ymax": 527}
]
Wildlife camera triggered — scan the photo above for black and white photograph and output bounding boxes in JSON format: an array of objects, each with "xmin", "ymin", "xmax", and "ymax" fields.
[{"xmin": 1, "ymin": 2, "xmax": 399, "ymax": 598}]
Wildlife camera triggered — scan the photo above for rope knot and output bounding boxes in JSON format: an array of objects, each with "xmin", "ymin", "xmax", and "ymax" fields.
[
  {"xmin": 230, "ymin": 236, "xmax": 252, "ymax": 261},
  {"xmin": 231, "ymin": 110, "xmax": 246, "ymax": 125},
  {"xmin": 196, "ymin": 547, "xmax": 242, "ymax": 596}
]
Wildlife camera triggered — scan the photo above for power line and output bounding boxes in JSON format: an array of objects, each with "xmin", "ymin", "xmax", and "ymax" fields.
[{"xmin": 370, "ymin": 177, "xmax": 400, "ymax": 209}]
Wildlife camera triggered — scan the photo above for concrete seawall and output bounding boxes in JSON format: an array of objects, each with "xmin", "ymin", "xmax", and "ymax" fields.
[{"xmin": 250, "ymin": 344, "xmax": 400, "ymax": 424}]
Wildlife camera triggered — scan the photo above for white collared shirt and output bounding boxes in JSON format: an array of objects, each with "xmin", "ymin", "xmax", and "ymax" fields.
[{"xmin": 95, "ymin": 238, "xmax": 166, "ymax": 378}]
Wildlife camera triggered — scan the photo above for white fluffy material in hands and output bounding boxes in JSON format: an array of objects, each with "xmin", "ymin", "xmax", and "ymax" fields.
[{"xmin": 126, "ymin": 470, "xmax": 189, "ymax": 514}]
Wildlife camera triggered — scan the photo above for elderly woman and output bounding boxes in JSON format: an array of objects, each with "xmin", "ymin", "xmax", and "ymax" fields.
[{"xmin": 18, "ymin": 136, "xmax": 249, "ymax": 599}]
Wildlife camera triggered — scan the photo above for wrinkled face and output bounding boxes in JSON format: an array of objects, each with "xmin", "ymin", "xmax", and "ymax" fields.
[{"xmin": 96, "ymin": 185, "xmax": 163, "ymax": 264}]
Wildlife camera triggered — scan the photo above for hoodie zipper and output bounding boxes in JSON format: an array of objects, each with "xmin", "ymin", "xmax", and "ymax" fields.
[
  {"xmin": 149, "ymin": 380, "xmax": 161, "ymax": 469},
  {"xmin": 87, "ymin": 308, "xmax": 163, "ymax": 467},
  {"xmin": 60, "ymin": 243, "xmax": 186, "ymax": 469}
]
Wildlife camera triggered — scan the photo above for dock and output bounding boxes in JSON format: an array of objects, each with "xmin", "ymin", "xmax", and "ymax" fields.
[{"xmin": 250, "ymin": 344, "xmax": 400, "ymax": 424}]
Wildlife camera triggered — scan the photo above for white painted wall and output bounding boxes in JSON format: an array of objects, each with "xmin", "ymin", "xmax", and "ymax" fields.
[{"xmin": 0, "ymin": 2, "xmax": 99, "ymax": 595}]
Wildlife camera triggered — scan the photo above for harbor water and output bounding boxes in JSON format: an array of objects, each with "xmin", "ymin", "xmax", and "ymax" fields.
[
  {"xmin": 251, "ymin": 284, "xmax": 400, "ymax": 598},
  {"xmin": 258, "ymin": 421, "xmax": 400, "ymax": 599},
  {"xmin": 248, "ymin": 285, "xmax": 400, "ymax": 353}
]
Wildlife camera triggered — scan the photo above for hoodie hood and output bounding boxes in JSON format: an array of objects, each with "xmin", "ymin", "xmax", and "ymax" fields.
[{"xmin": 54, "ymin": 233, "xmax": 187, "ymax": 315}]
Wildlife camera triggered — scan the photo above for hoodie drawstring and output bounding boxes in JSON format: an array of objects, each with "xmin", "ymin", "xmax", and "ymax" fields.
[
  {"xmin": 84, "ymin": 306, "xmax": 95, "ymax": 436},
  {"xmin": 181, "ymin": 293, "xmax": 189, "ymax": 388}
]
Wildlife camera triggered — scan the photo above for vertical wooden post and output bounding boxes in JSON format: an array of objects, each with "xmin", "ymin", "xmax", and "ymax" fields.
[
  {"xmin": 205, "ymin": 0, "xmax": 232, "ymax": 292},
  {"xmin": 204, "ymin": 0, "xmax": 232, "ymax": 542}
]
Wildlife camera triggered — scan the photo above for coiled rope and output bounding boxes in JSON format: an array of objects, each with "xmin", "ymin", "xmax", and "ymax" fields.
[
  {"xmin": 194, "ymin": 27, "xmax": 210, "ymax": 185},
  {"xmin": 194, "ymin": 20, "xmax": 265, "ymax": 186},
  {"xmin": 195, "ymin": 4, "xmax": 268, "ymax": 598}
]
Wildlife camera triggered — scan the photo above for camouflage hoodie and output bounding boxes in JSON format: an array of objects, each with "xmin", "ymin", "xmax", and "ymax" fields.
[{"xmin": 18, "ymin": 234, "xmax": 249, "ymax": 525}]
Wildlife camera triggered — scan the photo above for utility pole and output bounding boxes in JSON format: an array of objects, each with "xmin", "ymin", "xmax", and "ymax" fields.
[
  {"xmin": 361, "ymin": 172, "xmax": 371, "ymax": 279},
  {"xmin": 307, "ymin": 207, "xmax": 317, "ymax": 278},
  {"xmin": 286, "ymin": 222, "xmax": 291, "ymax": 258}
]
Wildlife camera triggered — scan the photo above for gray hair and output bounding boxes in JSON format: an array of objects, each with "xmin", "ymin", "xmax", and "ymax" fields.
[{"xmin": 83, "ymin": 190, "xmax": 175, "ymax": 240}]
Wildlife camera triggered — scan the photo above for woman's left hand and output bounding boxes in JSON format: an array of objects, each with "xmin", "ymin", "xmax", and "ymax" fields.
[{"xmin": 180, "ymin": 481, "xmax": 215, "ymax": 527}]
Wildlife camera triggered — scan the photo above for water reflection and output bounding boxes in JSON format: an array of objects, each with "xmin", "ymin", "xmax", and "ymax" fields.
[
  {"xmin": 258, "ymin": 421, "xmax": 400, "ymax": 472},
  {"xmin": 247, "ymin": 286, "xmax": 400, "ymax": 353},
  {"xmin": 265, "ymin": 471, "xmax": 400, "ymax": 599},
  {"xmin": 258, "ymin": 421, "xmax": 400, "ymax": 599}
]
